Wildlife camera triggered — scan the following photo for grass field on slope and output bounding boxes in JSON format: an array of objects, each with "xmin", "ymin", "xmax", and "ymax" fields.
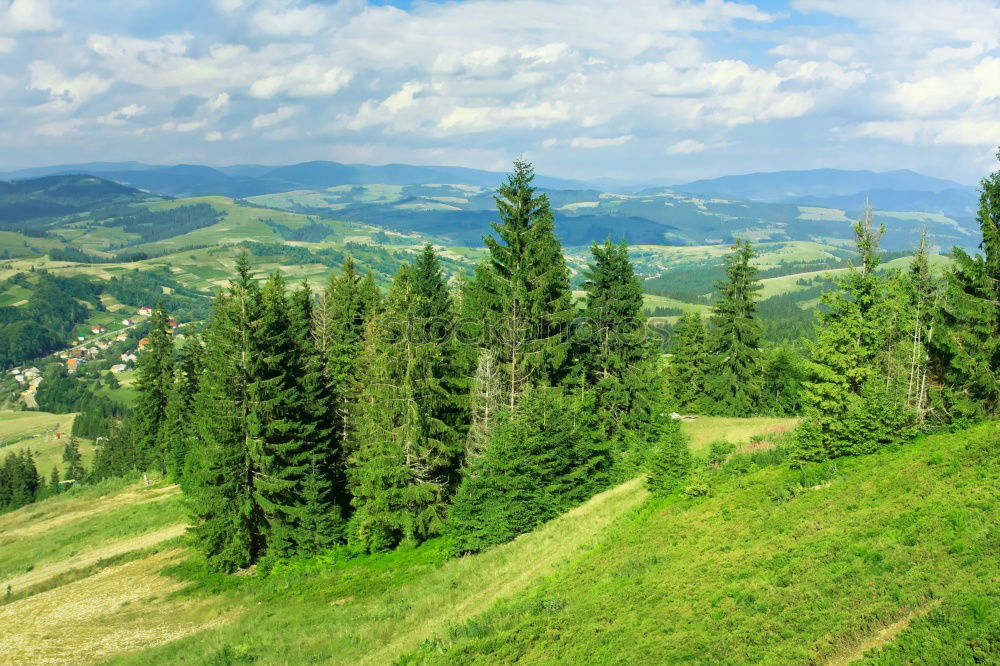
[{"xmin": 403, "ymin": 424, "xmax": 1000, "ymax": 665}]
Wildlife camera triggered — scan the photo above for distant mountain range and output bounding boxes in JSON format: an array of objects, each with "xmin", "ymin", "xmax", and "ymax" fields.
[
  {"xmin": 0, "ymin": 160, "xmax": 592, "ymax": 199},
  {"xmin": 671, "ymin": 168, "xmax": 979, "ymax": 218},
  {"xmin": 0, "ymin": 162, "xmax": 980, "ymax": 220}
]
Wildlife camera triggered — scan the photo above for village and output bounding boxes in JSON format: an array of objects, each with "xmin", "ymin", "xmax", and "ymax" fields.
[{"xmin": 7, "ymin": 305, "xmax": 180, "ymax": 409}]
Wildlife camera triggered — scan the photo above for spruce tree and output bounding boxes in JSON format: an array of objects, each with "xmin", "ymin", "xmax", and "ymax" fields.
[
  {"xmin": 62, "ymin": 435, "xmax": 85, "ymax": 484},
  {"xmin": 49, "ymin": 465, "xmax": 60, "ymax": 495},
  {"xmin": 162, "ymin": 333, "xmax": 203, "ymax": 482},
  {"xmin": 248, "ymin": 271, "xmax": 314, "ymax": 560},
  {"xmin": 288, "ymin": 280, "xmax": 343, "ymax": 551},
  {"xmin": 704, "ymin": 240, "xmax": 763, "ymax": 416},
  {"xmin": 185, "ymin": 256, "xmax": 268, "ymax": 572},
  {"xmin": 347, "ymin": 265, "xmax": 454, "ymax": 552},
  {"xmin": 795, "ymin": 207, "xmax": 914, "ymax": 461},
  {"xmin": 932, "ymin": 152, "xmax": 1000, "ymax": 419},
  {"xmin": 577, "ymin": 239, "xmax": 658, "ymax": 435},
  {"xmin": 132, "ymin": 301, "xmax": 175, "ymax": 473},
  {"xmin": 466, "ymin": 348, "xmax": 502, "ymax": 462},
  {"xmin": 645, "ymin": 418, "xmax": 690, "ymax": 497},
  {"xmin": 469, "ymin": 158, "xmax": 574, "ymax": 410},
  {"xmin": 666, "ymin": 311, "xmax": 708, "ymax": 412}
]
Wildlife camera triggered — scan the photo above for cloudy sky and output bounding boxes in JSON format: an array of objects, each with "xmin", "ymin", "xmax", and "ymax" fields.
[{"xmin": 1, "ymin": 0, "xmax": 998, "ymax": 184}]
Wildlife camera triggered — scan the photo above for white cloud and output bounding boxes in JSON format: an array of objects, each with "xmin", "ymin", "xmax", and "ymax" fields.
[
  {"xmin": 205, "ymin": 130, "xmax": 224, "ymax": 141},
  {"xmin": 0, "ymin": 0, "xmax": 59, "ymax": 34},
  {"xmin": 252, "ymin": 105, "xmax": 295, "ymax": 129},
  {"xmin": 97, "ymin": 103, "xmax": 147, "ymax": 124},
  {"xmin": 28, "ymin": 61, "xmax": 112, "ymax": 110},
  {"xmin": 206, "ymin": 92, "xmax": 230, "ymax": 112},
  {"xmin": 666, "ymin": 139, "xmax": 706, "ymax": 155},
  {"xmin": 0, "ymin": 37, "xmax": 15, "ymax": 53},
  {"xmin": 569, "ymin": 135, "xmax": 632, "ymax": 149}
]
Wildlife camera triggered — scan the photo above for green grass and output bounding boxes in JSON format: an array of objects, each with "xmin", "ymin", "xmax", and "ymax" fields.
[
  {"xmin": 0, "ymin": 480, "xmax": 183, "ymax": 583},
  {"xmin": 113, "ymin": 479, "xmax": 649, "ymax": 666},
  {"xmin": 400, "ymin": 423, "xmax": 1000, "ymax": 664},
  {"xmin": 680, "ymin": 416, "xmax": 799, "ymax": 455}
]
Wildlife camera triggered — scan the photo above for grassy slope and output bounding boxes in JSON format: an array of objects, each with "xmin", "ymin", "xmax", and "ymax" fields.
[
  {"xmin": 403, "ymin": 424, "xmax": 1000, "ymax": 664},
  {"xmin": 0, "ymin": 411, "xmax": 96, "ymax": 473},
  {"xmin": 114, "ymin": 479, "xmax": 649, "ymax": 665},
  {"xmin": 680, "ymin": 416, "xmax": 799, "ymax": 455}
]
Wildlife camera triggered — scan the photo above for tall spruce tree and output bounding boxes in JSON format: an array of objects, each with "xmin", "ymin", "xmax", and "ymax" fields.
[
  {"xmin": 185, "ymin": 256, "xmax": 268, "ymax": 572},
  {"xmin": 577, "ymin": 239, "xmax": 659, "ymax": 435},
  {"xmin": 468, "ymin": 159, "xmax": 574, "ymax": 410},
  {"xmin": 347, "ymin": 259, "xmax": 460, "ymax": 552},
  {"xmin": 49, "ymin": 465, "xmax": 61, "ymax": 496},
  {"xmin": 162, "ymin": 333, "xmax": 203, "ymax": 482},
  {"xmin": 666, "ymin": 311, "xmax": 708, "ymax": 412},
  {"xmin": 795, "ymin": 207, "xmax": 914, "ymax": 461},
  {"xmin": 288, "ymin": 280, "xmax": 343, "ymax": 552},
  {"xmin": 932, "ymin": 152, "xmax": 1000, "ymax": 420},
  {"xmin": 132, "ymin": 301, "xmax": 174, "ymax": 472},
  {"xmin": 704, "ymin": 240, "xmax": 764, "ymax": 416},
  {"xmin": 249, "ymin": 272, "xmax": 314, "ymax": 560}
]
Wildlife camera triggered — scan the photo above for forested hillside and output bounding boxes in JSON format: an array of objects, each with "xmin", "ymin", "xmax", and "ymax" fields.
[{"xmin": 1, "ymin": 154, "xmax": 998, "ymax": 664}]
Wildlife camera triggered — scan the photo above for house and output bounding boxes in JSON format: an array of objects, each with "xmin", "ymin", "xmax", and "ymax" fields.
[
  {"xmin": 169, "ymin": 321, "xmax": 178, "ymax": 329},
  {"xmin": 58, "ymin": 352, "xmax": 69, "ymax": 359},
  {"xmin": 137, "ymin": 338, "xmax": 149, "ymax": 350},
  {"xmin": 91, "ymin": 325, "xmax": 106, "ymax": 335},
  {"xmin": 138, "ymin": 306, "xmax": 152, "ymax": 316},
  {"xmin": 110, "ymin": 363, "xmax": 127, "ymax": 374},
  {"xmin": 97, "ymin": 341, "xmax": 110, "ymax": 350},
  {"xmin": 77, "ymin": 335, "xmax": 86, "ymax": 342},
  {"xmin": 23, "ymin": 367, "xmax": 40, "ymax": 378},
  {"xmin": 122, "ymin": 318, "xmax": 133, "ymax": 326},
  {"xmin": 66, "ymin": 358, "xmax": 79, "ymax": 373},
  {"xmin": 87, "ymin": 346, "xmax": 100, "ymax": 358},
  {"xmin": 115, "ymin": 333, "xmax": 128, "ymax": 342},
  {"xmin": 14, "ymin": 374, "xmax": 24, "ymax": 383},
  {"xmin": 121, "ymin": 352, "xmax": 138, "ymax": 363}
]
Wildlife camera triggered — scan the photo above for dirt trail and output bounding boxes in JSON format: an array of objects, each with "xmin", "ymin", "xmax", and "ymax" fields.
[
  {"xmin": 1, "ymin": 523, "xmax": 188, "ymax": 594},
  {"xmin": 0, "ymin": 485, "xmax": 179, "ymax": 541},
  {"xmin": 824, "ymin": 599, "xmax": 942, "ymax": 665},
  {"xmin": 0, "ymin": 549, "xmax": 234, "ymax": 665}
]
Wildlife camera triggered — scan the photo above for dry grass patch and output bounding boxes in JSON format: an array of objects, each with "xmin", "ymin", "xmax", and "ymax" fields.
[
  {"xmin": 1, "ymin": 524, "xmax": 187, "ymax": 593},
  {"xmin": 0, "ymin": 549, "xmax": 234, "ymax": 665}
]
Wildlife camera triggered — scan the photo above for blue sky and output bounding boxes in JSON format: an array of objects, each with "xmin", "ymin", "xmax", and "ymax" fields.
[{"xmin": 0, "ymin": 0, "xmax": 998, "ymax": 184}]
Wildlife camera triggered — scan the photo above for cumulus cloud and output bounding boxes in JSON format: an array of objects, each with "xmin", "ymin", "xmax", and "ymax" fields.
[
  {"xmin": 1, "ymin": 0, "xmax": 997, "ymax": 182},
  {"xmin": 252, "ymin": 105, "xmax": 296, "ymax": 129}
]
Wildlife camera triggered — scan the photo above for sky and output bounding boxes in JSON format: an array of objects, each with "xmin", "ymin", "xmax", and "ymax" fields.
[{"xmin": 0, "ymin": 0, "xmax": 998, "ymax": 184}]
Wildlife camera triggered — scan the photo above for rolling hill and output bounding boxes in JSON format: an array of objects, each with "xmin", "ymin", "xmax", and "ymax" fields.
[{"xmin": 2, "ymin": 419, "xmax": 994, "ymax": 664}]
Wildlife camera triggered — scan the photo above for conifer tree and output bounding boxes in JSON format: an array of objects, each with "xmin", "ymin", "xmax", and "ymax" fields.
[
  {"xmin": 89, "ymin": 419, "xmax": 136, "ymax": 482},
  {"xmin": 449, "ymin": 387, "xmax": 610, "ymax": 554},
  {"xmin": 162, "ymin": 333, "xmax": 203, "ymax": 482},
  {"xmin": 906, "ymin": 231, "xmax": 939, "ymax": 422},
  {"xmin": 666, "ymin": 311, "xmax": 708, "ymax": 411},
  {"xmin": 348, "ymin": 264, "xmax": 455, "ymax": 552},
  {"xmin": 288, "ymin": 280, "xmax": 343, "ymax": 552},
  {"xmin": 49, "ymin": 465, "xmax": 60, "ymax": 496},
  {"xmin": 932, "ymin": 152, "xmax": 1000, "ymax": 419},
  {"xmin": 248, "ymin": 271, "xmax": 314, "ymax": 559},
  {"xmin": 795, "ymin": 207, "xmax": 914, "ymax": 461},
  {"xmin": 761, "ymin": 348, "xmax": 803, "ymax": 416},
  {"xmin": 577, "ymin": 239, "xmax": 658, "ymax": 435},
  {"xmin": 704, "ymin": 240, "xmax": 764, "ymax": 416},
  {"xmin": 468, "ymin": 159, "xmax": 574, "ymax": 410},
  {"xmin": 185, "ymin": 256, "xmax": 268, "ymax": 572},
  {"xmin": 314, "ymin": 258, "xmax": 381, "ymax": 462},
  {"xmin": 466, "ymin": 348, "xmax": 502, "ymax": 462},
  {"xmin": 62, "ymin": 435, "xmax": 85, "ymax": 483},
  {"xmin": 132, "ymin": 301, "xmax": 175, "ymax": 472},
  {"xmin": 645, "ymin": 419, "xmax": 690, "ymax": 497}
]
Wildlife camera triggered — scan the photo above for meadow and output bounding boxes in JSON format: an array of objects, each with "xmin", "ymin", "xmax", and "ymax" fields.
[{"xmin": 2, "ymin": 418, "xmax": 995, "ymax": 664}]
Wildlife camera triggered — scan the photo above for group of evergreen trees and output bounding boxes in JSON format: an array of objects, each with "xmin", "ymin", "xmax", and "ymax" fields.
[
  {"xmin": 0, "ymin": 435, "xmax": 85, "ymax": 513},
  {"xmin": 118, "ymin": 160, "xmax": 678, "ymax": 572}
]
